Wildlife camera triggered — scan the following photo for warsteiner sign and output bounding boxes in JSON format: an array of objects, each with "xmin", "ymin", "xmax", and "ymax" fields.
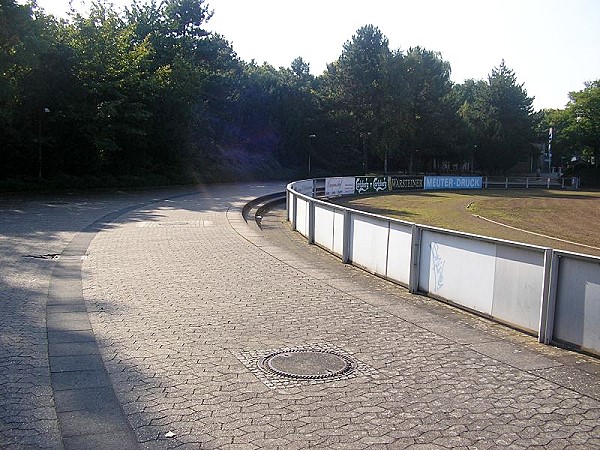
[
  {"xmin": 390, "ymin": 176, "xmax": 424, "ymax": 191},
  {"xmin": 355, "ymin": 176, "xmax": 390, "ymax": 194}
]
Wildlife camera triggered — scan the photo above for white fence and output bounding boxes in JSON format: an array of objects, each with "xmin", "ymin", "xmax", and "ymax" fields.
[{"xmin": 287, "ymin": 178, "xmax": 600, "ymax": 356}]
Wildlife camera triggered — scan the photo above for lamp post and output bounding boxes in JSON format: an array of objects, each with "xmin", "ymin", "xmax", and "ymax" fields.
[
  {"xmin": 361, "ymin": 132, "xmax": 371, "ymax": 174},
  {"xmin": 38, "ymin": 107, "xmax": 50, "ymax": 179},
  {"xmin": 308, "ymin": 134, "xmax": 316, "ymax": 176}
]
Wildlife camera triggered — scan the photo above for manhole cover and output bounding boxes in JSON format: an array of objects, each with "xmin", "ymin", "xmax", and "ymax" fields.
[{"xmin": 260, "ymin": 349, "xmax": 354, "ymax": 380}]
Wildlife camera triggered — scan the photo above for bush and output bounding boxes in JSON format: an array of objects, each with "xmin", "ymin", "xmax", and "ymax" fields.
[{"xmin": 563, "ymin": 164, "xmax": 600, "ymax": 188}]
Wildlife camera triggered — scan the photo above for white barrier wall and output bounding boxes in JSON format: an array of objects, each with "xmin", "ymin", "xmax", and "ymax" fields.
[
  {"xmin": 386, "ymin": 222, "xmax": 413, "ymax": 286},
  {"xmin": 419, "ymin": 230, "xmax": 497, "ymax": 315},
  {"xmin": 418, "ymin": 231, "xmax": 545, "ymax": 333},
  {"xmin": 295, "ymin": 197, "xmax": 309, "ymax": 237},
  {"xmin": 287, "ymin": 191, "xmax": 293, "ymax": 222},
  {"xmin": 553, "ymin": 253, "xmax": 600, "ymax": 353},
  {"xmin": 491, "ymin": 245, "xmax": 544, "ymax": 332},
  {"xmin": 314, "ymin": 204, "xmax": 347, "ymax": 257},
  {"xmin": 314, "ymin": 204, "xmax": 335, "ymax": 252},
  {"xmin": 332, "ymin": 210, "xmax": 345, "ymax": 257},
  {"xmin": 350, "ymin": 214, "xmax": 390, "ymax": 275},
  {"xmin": 286, "ymin": 179, "xmax": 600, "ymax": 356}
]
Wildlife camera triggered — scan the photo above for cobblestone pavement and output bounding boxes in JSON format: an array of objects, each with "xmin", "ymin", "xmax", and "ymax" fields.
[
  {"xmin": 2, "ymin": 184, "xmax": 600, "ymax": 449},
  {"xmin": 0, "ymin": 184, "xmax": 278, "ymax": 449}
]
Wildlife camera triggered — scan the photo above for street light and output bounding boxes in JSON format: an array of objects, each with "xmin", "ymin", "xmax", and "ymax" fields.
[
  {"xmin": 361, "ymin": 132, "xmax": 371, "ymax": 174},
  {"xmin": 38, "ymin": 107, "xmax": 50, "ymax": 180},
  {"xmin": 308, "ymin": 134, "xmax": 316, "ymax": 176}
]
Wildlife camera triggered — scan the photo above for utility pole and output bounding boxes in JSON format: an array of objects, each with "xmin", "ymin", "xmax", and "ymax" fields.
[
  {"xmin": 308, "ymin": 134, "xmax": 316, "ymax": 176},
  {"xmin": 548, "ymin": 127, "xmax": 553, "ymax": 174}
]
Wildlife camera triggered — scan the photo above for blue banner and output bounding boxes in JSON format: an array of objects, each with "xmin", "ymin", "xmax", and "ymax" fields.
[{"xmin": 424, "ymin": 176, "xmax": 482, "ymax": 190}]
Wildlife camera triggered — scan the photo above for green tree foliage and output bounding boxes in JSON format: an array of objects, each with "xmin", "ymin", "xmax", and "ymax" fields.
[
  {"xmin": 402, "ymin": 47, "xmax": 454, "ymax": 173},
  {"xmin": 564, "ymin": 80, "xmax": 600, "ymax": 167},
  {"xmin": 0, "ymin": 0, "xmax": 59, "ymax": 176},
  {"xmin": 532, "ymin": 108, "xmax": 570, "ymax": 172},
  {"xmin": 65, "ymin": 2, "xmax": 157, "ymax": 174},
  {"xmin": 3, "ymin": 3, "xmax": 583, "ymax": 185},
  {"xmin": 322, "ymin": 25, "xmax": 391, "ymax": 172},
  {"xmin": 458, "ymin": 61, "xmax": 535, "ymax": 173}
]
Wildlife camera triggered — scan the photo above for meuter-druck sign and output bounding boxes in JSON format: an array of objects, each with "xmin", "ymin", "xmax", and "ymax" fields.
[
  {"xmin": 355, "ymin": 176, "xmax": 390, "ymax": 194},
  {"xmin": 325, "ymin": 177, "xmax": 356, "ymax": 196},
  {"xmin": 390, "ymin": 176, "xmax": 424, "ymax": 191},
  {"xmin": 424, "ymin": 176, "xmax": 482, "ymax": 190}
]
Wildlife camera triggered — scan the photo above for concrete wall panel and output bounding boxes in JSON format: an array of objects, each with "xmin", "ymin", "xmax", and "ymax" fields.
[
  {"xmin": 419, "ymin": 231, "xmax": 496, "ymax": 315},
  {"xmin": 554, "ymin": 256, "xmax": 600, "ymax": 353},
  {"xmin": 296, "ymin": 197, "xmax": 309, "ymax": 237},
  {"xmin": 350, "ymin": 215, "xmax": 389, "ymax": 275},
  {"xmin": 386, "ymin": 222, "xmax": 413, "ymax": 285},
  {"xmin": 491, "ymin": 245, "xmax": 544, "ymax": 333},
  {"xmin": 333, "ymin": 210, "xmax": 345, "ymax": 257},
  {"xmin": 314, "ymin": 204, "xmax": 335, "ymax": 251}
]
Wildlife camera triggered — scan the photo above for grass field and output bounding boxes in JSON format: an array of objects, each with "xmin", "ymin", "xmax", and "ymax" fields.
[{"xmin": 332, "ymin": 189, "xmax": 600, "ymax": 257}]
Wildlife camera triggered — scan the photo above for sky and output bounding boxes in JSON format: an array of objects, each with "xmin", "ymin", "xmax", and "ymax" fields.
[{"xmin": 32, "ymin": 0, "xmax": 600, "ymax": 111}]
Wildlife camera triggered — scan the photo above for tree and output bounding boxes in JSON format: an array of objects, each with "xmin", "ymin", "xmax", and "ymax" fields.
[
  {"xmin": 379, "ymin": 49, "xmax": 410, "ymax": 173},
  {"xmin": 65, "ymin": 2, "xmax": 157, "ymax": 174},
  {"xmin": 322, "ymin": 25, "xmax": 391, "ymax": 172},
  {"xmin": 164, "ymin": 0, "xmax": 212, "ymax": 43},
  {"xmin": 531, "ymin": 108, "xmax": 573, "ymax": 173},
  {"xmin": 564, "ymin": 80, "xmax": 600, "ymax": 168},
  {"xmin": 402, "ymin": 47, "xmax": 454, "ymax": 173},
  {"xmin": 458, "ymin": 61, "xmax": 534, "ymax": 173}
]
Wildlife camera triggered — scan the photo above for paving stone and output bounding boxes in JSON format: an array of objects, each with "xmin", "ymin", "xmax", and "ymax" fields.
[
  {"xmin": 48, "ymin": 341, "xmax": 100, "ymax": 357},
  {"xmin": 49, "ymin": 354, "xmax": 105, "ymax": 373},
  {"xmin": 48, "ymin": 329, "xmax": 96, "ymax": 344},
  {"xmin": 57, "ymin": 408, "xmax": 132, "ymax": 437},
  {"xmin": 2, "ymin": 184, "xmax": 600, "ymax": 449},
  {"xmin": 63, "ymin": 430, "xmax": 139, "ymax": 450},
  {"xmin": 54, "ymin": 386, "xmax": 123, "ymax": 413}
]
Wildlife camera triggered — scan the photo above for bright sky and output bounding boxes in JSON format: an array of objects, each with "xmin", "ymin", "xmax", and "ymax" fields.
[{"xmin": 34, "ymin": 0, "xmax": 600, "ymax": 111}]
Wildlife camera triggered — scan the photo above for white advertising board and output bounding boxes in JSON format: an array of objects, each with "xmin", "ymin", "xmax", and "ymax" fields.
[
  {"xmin": 325, "ymin": 177, "xmax": 356, "ymax": 196},
  {"xmin": 292, "ymin": 180, "xmax": 314, "ymax": 197}
]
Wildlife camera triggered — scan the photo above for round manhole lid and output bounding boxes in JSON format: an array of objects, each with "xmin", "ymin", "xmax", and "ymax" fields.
[{"xmin": 260, "ymin": 349, "xmax": 354, "ymax": 380}]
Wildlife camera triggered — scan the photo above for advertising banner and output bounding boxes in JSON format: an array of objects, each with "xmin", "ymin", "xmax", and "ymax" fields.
[
  {"xmin": 292, "ymin": 180, "xmax": 314, "ymax": 196},
  {"xmin": 355, "ymin": 176, "xmax": 390, "ymax": 194},
  {"xmin": 390, "ymin": 176, "xmax": 424, "ymax": 191},
  {"xmin": 325, "ymin": 177, "xmax": 356, "ymax": 196},
  {"xmin": 424, "ymin": 176, "xmax": 483, "ymax": 190}
]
